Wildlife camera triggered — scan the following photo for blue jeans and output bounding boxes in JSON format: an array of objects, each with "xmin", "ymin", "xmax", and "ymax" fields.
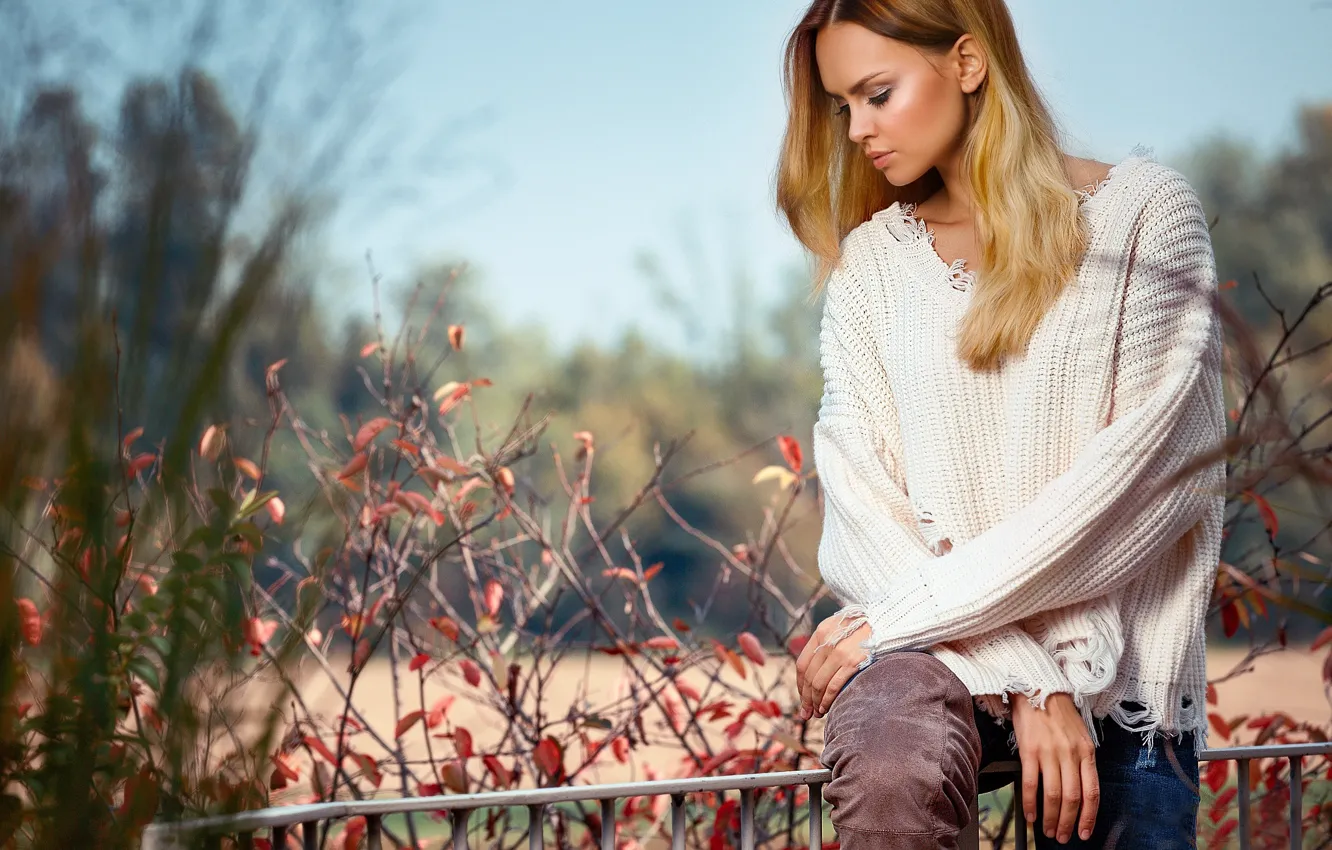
[{"xmin": 838, "ymin": 656, "xmax": 1200, "ymax": 848}]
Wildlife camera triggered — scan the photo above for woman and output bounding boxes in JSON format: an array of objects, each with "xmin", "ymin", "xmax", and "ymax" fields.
[{"xmin": 776, "ymin": 1, "xmax": 1227, "ymax": 848}]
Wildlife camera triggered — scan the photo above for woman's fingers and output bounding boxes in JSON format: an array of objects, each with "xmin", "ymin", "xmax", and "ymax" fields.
[
  {"xmin": 1077, "ymin": 747, "xmax": 1101, "ymax": 841},
  {"xmin": 816, "ymin": 663, "xmax": 857, "ymax": 716},
  {"xmin": 1056, "ymin": 744, "xmax": 1083, "ymax": 843},
  {"xmin": 1019, "ymin": 747, "xmax": 1040, "ymax": 827},
  {"xmin": 1040, "ymin": 754, "xmax": 1063, "ymax": 840}
]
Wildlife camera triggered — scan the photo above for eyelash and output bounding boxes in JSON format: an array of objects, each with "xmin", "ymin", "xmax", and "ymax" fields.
[{"xmin": 835, "ymin": 87, "xmax": 893, "ymax": 116}]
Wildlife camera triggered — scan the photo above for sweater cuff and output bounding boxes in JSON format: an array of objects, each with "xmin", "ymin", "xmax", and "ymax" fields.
[{"xmin": 860, "ymin": 562, "xmax": 938, "ymax": 653}]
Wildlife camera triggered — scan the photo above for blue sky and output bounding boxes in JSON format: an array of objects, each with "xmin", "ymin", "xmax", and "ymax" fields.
[
  {"xmin": 39, "ymin": 0, "xmax": 1332, "ymax": 355},
  {"xmin": 319, "ymin": 0, "xmax": 1330, "ymax": 354}
]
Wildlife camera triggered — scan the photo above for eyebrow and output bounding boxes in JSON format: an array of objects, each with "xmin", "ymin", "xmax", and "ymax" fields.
[{"xmin": 827, "ymin": 71, "xmax": 891, "ymax": 101}]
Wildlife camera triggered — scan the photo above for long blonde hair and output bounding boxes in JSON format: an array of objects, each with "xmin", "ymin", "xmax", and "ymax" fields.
[{"xmin": 776, "ymin": 0, "xmax": 1089, "ymax": 371}]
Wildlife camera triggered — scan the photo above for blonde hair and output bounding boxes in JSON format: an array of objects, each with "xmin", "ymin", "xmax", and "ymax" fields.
[{"xmin": 776, "ymin": 0, "xmax": 1089, "ymax": 371}]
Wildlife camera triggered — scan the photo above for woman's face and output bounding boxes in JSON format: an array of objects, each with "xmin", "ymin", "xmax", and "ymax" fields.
[{"xmin": 815, "ymin": 22, "xmax": 982, "ymax": 186}]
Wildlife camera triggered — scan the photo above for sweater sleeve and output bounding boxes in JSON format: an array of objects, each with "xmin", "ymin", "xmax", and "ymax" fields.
[
  {"xmin": 812, "ymin": 232, "xmax": 1074, "ymax": 703},
  {"xmin": 853, "ymin": 170, "xmax": 1228, "ymax": 655}
]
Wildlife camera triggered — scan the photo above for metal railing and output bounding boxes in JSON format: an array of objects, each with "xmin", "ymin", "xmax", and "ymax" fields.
[{"xmin": 142, "ymin": 742, "xmax": 1332, "ymax": 850}]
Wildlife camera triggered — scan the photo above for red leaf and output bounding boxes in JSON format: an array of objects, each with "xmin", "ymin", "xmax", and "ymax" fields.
[
  {"xmin": 534, "ymin": 737, "xmax": 563, "ymax": 777},
  {"xmin": 360, "ymin": 341, "xmax": 381, "ymax": 358},
  {"xmin": 1221, "ymin": 602, "xmax": 1239, "ymax": 638},
  {"xmin": 427, "ymin": 695, "xmax": 455, "ymax": 728},
  {"xmin": 1209, "ymin": 787, "xmax": 1237, "ymax": 823},
  {"xmin": 777, "ymin": 435, "xmax": 803, "ymax": 472},
  {"xmin": 123, "ymin": 452, "xmax": 156, "ymax": 479},
  {"xmin": 395, "ymin": 710, "xmax": 425, "ymax": 739},
  {"xmin": 392, "ymin": 490, "xmax": 444, "ymax": 525},
  {"xmin": 642, "ymin": 636, "xmax": 680, "ymax": 651},
  {"xmin": 1208, "ymin": 712, "xmax": 1232, "ymax": 739},
  {"xmin": 353, "ymin": 417, "xmax": 394, "ymax": 453},
  {"xmin": 304, "ymin": 736, "xmax": 339, "ymax": 766},
  {"xmin": 484, "ymin": 579, "xmax": 504, "ymax": 617},
  {"xmin": 643, "ymin": 562, "xmax": 665, "ymax": 580},
  {"xmin": 233, "ymin": 457, "xmax": 261, "ymax": 481},
  {"xmin": 443, "ymin": 727, "xmax": 469, "ymax": 761},
  {"xmin": 271, "ymin": 753, "xmax": 300, "ymax": 782},
  {"xmin": 483, "ymin": 754, "xmax": 512, "ymax": 788},
  {"xmin": 429, "ymin": 616, "xmax": 460, "ymax": 641},
  {"xmin": 672, "ymin": 617, "xmax": 692, "ymax": 633},
  {"xmin": 15, "ymin": 599, "xmax": 41, "ymax": 647},
  {"xmin": 737, "ymin": 632, "xmax": 767, "ymax": 666},
  {"xmin": 674, "ymin": 679, "xmax": 701, "ymax": 701},
  {"xmin": 788, "ymin": 635, "xmax": 810, "ymax": 656},
  {"xmin": 1312, "ymin": 626, "xmax": 1332, "ymax": 653},
  {"xmin": 337, "ymin": 452, "xmax": 369, "ymax": 481},
  {"xmin": 1214, "ymin": 818, "xmax": 1238, "ymax": 843},
  {"xmin": 495, "ymin": 466, "xmax": 515, "ymax": 497},
  {"xmin": 1243, "ymin": 490, "xmax": 1279, "ymax": 537},
  {"xmin": 264, "ymin": 496, "xmax": 286, "ymax": 525},
  {"xmin": 611, "ymin": 736, "xmax": 630, "ymax": 764},
  {"xmin": 342, "ymin": 817, "xmax": 367, "ymax": 850},
  {"xmin": 713, "ymin": 640, "xmax": 747, "ymax": 680},
  {"xmin": 448, "ymin": 325, "xmax": 465, "ymax": 350},
  {"xmin": 460, "ymin": 659, "xmax": 482, "ymax": 688},
  {"xmin": 1206, "ymin": 683, "xmax": 1218, "ymax": 705},
  {"xmin": 1204, "ymin": 759, "xmax": 1229, "ymax": 793},
  {"xmin": 409, "ymin": 653, "xmax": 430, "ymax": 672},
  {"xmin": 441, "ymin": 759, "xmax": 469, "ymax": 793}
]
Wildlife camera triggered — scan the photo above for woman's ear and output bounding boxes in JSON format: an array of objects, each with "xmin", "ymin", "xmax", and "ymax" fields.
[{"xmin": 953, "ymin": 33, "xmax": 988, "ymax": 95}]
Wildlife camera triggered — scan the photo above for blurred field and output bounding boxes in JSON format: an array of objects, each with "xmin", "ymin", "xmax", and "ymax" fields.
[{"xmin": 279, "ymin": 641, "xmax": 1330, "ymax": 788}]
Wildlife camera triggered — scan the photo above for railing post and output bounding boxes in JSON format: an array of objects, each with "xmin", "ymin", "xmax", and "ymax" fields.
[
  {"xmin": 272, "ymin": 825, "xmax": 287, "ymax": 849},
  {"xmin": 366, "ymin": 814, "xmax": 382, "ymax": 850},
  {"xmin": 1238, "ymin": 759, "xmax": 1252, "ymax": 849},
  {"xmin": 739, "ymin": 788, "xmax": 755, "ymax": 850},
  {"xmin": 450, "ymin": 809, "xmax": 469, "ymax": 850},
  {"xmin": 527, "ymin": 803, "xmax": 545, "ymax": 849},
  {"xmin": 302, "ymin": 821, "xmax": 318, "ymax": 850},
  {"xmin": 599, "ymin": 798, "xmax": 615, "ymax": 850},
  {"xmin": 807, "ymin": 782, "xmax": 823, "ymax": 850},
  {"xmin": 670, "ymin": 794, "xmax": 686, "ymax": 850},
  {"xmin": 1290, "ymin": 756, "xmax": 1303, "ymax": 849}
]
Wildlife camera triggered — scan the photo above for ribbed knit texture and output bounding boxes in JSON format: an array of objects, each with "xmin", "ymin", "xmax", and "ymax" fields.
[{"xmin": 812, "ymin": 152, "xmax": 1227, "ymax": 752}]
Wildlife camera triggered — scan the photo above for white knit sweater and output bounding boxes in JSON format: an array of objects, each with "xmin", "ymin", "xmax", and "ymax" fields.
[{"xmin": 812, "ymin": 152, "xmax": 1227, "ymax": 752}]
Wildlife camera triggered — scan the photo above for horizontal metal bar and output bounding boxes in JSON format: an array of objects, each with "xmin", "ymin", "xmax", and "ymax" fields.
[
  {"xmin": 144, "ymin": 768, "xmax": 835, "ymax": 838},
  {"xmin": 140, "ymin": 742, "xmax": 1332, "ymax": 844},
  {"xmin": 1200, "ymin": 742, "xmax": 1331, "ymax": 761}
]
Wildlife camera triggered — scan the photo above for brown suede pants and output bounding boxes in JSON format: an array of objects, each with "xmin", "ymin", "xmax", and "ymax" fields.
[{"xmin": 819, "ymin": 651, "xmax": 985, "ymax": 850}]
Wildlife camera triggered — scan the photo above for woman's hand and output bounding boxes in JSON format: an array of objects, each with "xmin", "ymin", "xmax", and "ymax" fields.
[
  {"xmin": 1009, "ymin": 691, "xmax": 1100, "ymax": 844},
  {"xmin": 794, "ymin": 615, "xmax": 872, "ymax": 720}
]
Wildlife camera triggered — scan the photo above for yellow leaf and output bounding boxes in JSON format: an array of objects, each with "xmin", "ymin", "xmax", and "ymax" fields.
[
  {"xmin": 752, "ymin": 465, "xmax": 797, "ymax": 489},
  {"xmin": 433, "ymin": 381, "xmax": 464, "ymax": 402}
]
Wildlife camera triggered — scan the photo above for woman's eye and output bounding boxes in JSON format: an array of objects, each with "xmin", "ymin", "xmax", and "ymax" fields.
[{"xmin": 868, "ymin": 87, "xmax": 892, "ymax": 106}]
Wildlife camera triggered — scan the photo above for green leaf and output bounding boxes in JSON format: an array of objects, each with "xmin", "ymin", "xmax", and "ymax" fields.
[
  {"xmin": 123, "ymin": 610, "xmax": 151, "ymax": 634},
  {"xmin": 207, "ymin": 488, "xmax": 235, "ymax": 515},
  {"xmin": 236, "ymin": 489, "xmax": 277, "ymax": 521},
  {"xmin": 171, "ymin": 551, "xmax": 203, "ymax": 574},
  {"xmin": 232, "ymin": 521, "xmax": 263, "ymax": 550},
  {"xmin": 127, "ymin": 656, "xmax": 161, "ymax": 691},
  {"xmin": 144, "ymin": 636, "xmax": 172, "ymax": 660}
]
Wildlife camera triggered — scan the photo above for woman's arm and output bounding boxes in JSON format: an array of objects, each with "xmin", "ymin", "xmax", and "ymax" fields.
[
  {"xmin": 843, "ymin": 169, "xmax": 1227, "ymax": 655},
  {"xmin": 812, "ymin": 229, "xmax": 1074, "ymax": 701}
]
